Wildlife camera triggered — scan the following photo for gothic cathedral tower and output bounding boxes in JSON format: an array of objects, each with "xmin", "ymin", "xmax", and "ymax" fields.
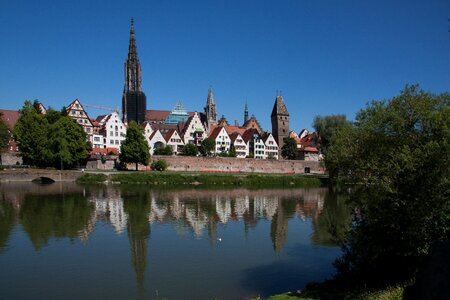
[
  {"xmin": 271, "ymin": 95, "xmax": 290, "ymax": 151},
  {"xmin": 122, "ymin": 18, "xmax": 147, "ymax": 124},
  {"xmin": 204, "ymin": 86, "xmax": 217, "ymax": 127}
]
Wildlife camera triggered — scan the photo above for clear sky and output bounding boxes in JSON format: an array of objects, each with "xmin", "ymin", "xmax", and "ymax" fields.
[{"xmin": 0, "ymin": 0, "xmax": 449, "ymax": 131}]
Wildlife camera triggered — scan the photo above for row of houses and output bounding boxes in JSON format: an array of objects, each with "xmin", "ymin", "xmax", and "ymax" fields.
[{"xmin": 1, "ymin": 98, "xmax": 321, "ymax": 164}]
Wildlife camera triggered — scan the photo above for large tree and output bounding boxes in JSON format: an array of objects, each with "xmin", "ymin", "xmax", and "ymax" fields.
[
  {"xmin": 119, "ymin": 121, "xmax": 150, "ymax": 170},
  {"xmin": 14, "ymin": 101, "xmax": 50, "ymax": 167},
  {"xmin": 0, "ymin": 113, "xmax": 10, "ymax": 151},
  {"xmin": 328, "ymin": 85, "xmax": 450, "ymax": 286},
  {"xmin": 313, "ymin": 114, "xmax": 351, "ymax": 156},
  {"xmin": 281, "ymin": 137, "xmax": 297, "ymax": 160},
  {"xmin": 47, "ymin": 116, "xmax": 88, "ymax": 169},
  {"xmin": 14, "ymin": 101, "xmax": 88, "ymax": 168}
]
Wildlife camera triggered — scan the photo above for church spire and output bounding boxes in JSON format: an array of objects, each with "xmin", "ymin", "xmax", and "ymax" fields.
[
  {"xmin": 204, "ymin": 86, "xmax": 217, "ymax": 126},
  {"xmin": 244, "ymin": 101, "xmax": 249, "ymax": 123},
  {"xmin": 122, "ymin": 18, "xmax": 147, "ymax": 124}
]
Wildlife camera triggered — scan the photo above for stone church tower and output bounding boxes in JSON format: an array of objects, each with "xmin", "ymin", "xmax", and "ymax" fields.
[
  {"xmin": 122, "ymin": 18, "xmax": 147, "ymax": 124},
  {"xmin": 271, "ymin": 95, "xmax": 290, "ymax": 151},
  {"xmin": 204, "ymin": 86, "xmax": 217, "ymax": 127}
]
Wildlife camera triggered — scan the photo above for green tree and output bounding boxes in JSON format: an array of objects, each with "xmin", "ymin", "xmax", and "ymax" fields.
[
  {"xmin": 313, "ymin": 114, "xmax": 351, "ymax": 156},
  {"xmin": 229, "ymin": 145, "xmax": 237, "ymax": 157},
  {"xmin": 0, "ymin": 112, "xmax": 10, "ymax": 153},
  {"xmin": 47, "ymin": 116, "xmax": 88, "ymax": 169},
  {"xmin": 153, "ymin": 145, "xmax": 173, "ymax": 156},
  {"xmin": 14, "ymin": 100, "xmax": 50, "ymax": 167},
  {"xmin": 199, "ymin": 138, "xmax": 215, "ymax": 156},
  {"xmin": 281, "ymin": 137, "xmax": 297, "ymax": 160},
  {"xmin": 119, "ymin": 121, "xmax": 150, "ymax": 171},
  {"xmin": 329, "ymin": 85, "xmax": 450, "ymax": 286},
  {"xmin": 181, "ymin": 143, "xmax": 199, "ymax": 156}
]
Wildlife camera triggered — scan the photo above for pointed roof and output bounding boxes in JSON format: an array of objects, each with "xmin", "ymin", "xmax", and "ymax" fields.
[
  {"xmin": 207, "ymin": 86, "xmax": 215, "ymax": 106},
  {"xmin": 271, "ymin": 95, "xmax": 289, "ymax": 117},
  {"xmin": 229, "ymin": 132, "xmax": 243, "ymax": 144},
  {"xmin": 163, "ymin": 129, "xmax": 178, "ymax": 142},
  {"xmin": 128, "ymin": 18, "xmax": 138, "ymax": 61},
  {"xmin": 208, "ymin": 126, "xmax": 226, "ymax": 140},
  {"xmin": 242, "ymin": 128, "xmax": 258, "ymax": 143}
]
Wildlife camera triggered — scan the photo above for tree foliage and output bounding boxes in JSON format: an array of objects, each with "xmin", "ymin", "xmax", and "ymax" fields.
[
  {"xmin": 119, "ymin": 121, "xmax": 150, "ymax": 170},
  {"xmin": 153, "ymin": 145, "xmax": 173, "ymax": 156},
  {"xmin": 151, "ymin": 159, "xmax": 168, "ymax": 171},
  {"xmin": 328, "ymin": 85, "xmax": 450, "ymax": 286},
  {"xmin": 0, "ymin": 112, "xmax": 10, "ymax": 151},
  {"xmin": 181, "ymin": 143, "xmax": 198, "ymax": 156},
  {"xmin": 199, "ymin": 138, "xmax": 215, "ymax": 156},
  {"xmin": 14, "ymin": 101, "xmax": 88, "ymax": 168},
  {"xmin": 281, "ymin": 137, "xmax": 297, "ymax": 160},
  {"xmin": 313, "ymin": 114, "xmax": 351, "ymax": 156}
]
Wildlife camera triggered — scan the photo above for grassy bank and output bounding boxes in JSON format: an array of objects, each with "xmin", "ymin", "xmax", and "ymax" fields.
[{"xmin": 77, "ymin": 171, "xmax": 324, "ymax": 188}]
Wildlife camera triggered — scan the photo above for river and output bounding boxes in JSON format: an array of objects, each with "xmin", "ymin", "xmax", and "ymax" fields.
[{"xmin": 0, "ymin": 182, "xmax": 350, "ymax": 299}]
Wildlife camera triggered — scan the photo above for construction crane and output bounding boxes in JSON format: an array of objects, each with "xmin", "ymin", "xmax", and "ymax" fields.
[{"xmin": 82, "ymin": 104, "xmax": 121, "ymax": 114}]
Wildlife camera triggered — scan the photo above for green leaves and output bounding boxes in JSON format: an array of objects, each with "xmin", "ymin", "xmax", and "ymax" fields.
[
  {"xmin": 13, "ymin": 100, "xmax": 88, "ymax": 168},
  {"xmin": 330, "ymin": 84, "xmax": 450, "ymax": 286},
  {"xmin": 119, "ymin": 121, "xmax": 150, "ymax": 170},
  {"xmin": 281, "ymin": 137, "xmax": 297, "ymax": 160}
]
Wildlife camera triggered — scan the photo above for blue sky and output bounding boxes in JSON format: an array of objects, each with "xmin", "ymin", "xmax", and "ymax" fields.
[{"xmin": 0, "ymin": 0, "xmax": 449, "ymax": 131}]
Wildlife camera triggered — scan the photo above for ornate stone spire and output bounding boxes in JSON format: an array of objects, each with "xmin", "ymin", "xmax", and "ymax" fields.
[
  {"xmin": 122, "ymin": 18, "xmax": 147, "ymax": 124},
  {"xmin": 204, "ymin": 86, "xmax": 217, "ymax": 126},
  {"xmin": 124, "ymin": 18, "xmax": 142, "ymax": 93}
]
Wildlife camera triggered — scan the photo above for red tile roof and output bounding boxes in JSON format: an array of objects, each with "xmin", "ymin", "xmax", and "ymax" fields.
[
  {"xmin": 208, "ymin": 126, "xmax": 225, "ymax": 140},
  {"xmin": 0, "ymin": 109, "xmax": 20, "ymax": 131},
  {"xmin": 90, "ymin": 147, "xmax": 119, "ymax": 155}
]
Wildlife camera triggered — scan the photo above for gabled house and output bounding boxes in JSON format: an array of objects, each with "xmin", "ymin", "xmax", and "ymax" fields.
[
  {"xmin": 164, "ymin": 129, "xmax": 184, "ymax": 154},
  {"xmin": 229, "ymin": 132, "xmax": 248, "ymax": 158},
  {"xmin": 180, "ymin": 112, "xmax": 206, "ymax": 146},
  {"xmin": 242, "ymin": 129, "xmax": 265, "ymax": 159},
  {"xmin": 99, "ymin": 111, "xmax": 127, "ymax": 150},
  {"xmin": 208, "ymin": 126, "xmax": 231, "ymax": 154},
  {"xmin": 262, "ymin": 133, "xmax": 279, "ymax": 159},
  {"xmin": 66, "ymin": 99, "xmax": 94, "ymax": 142},
  {"xmin": 147, "ymin": 130, "xmax": 166, "ymax": 155}
]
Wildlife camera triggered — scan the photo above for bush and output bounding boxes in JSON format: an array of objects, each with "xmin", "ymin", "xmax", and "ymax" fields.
[{"xmin": 151, "ymin": 159, "xmax": 168, "ymax": 171}]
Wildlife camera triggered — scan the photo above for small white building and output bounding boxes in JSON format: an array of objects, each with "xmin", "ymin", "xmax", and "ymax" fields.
[
  {"xmin": 147, "ymin": 130, "xmax": 166, "ymax": 155},
  {"xmin": 208, "ymin": 126, "xmax": 231, "ymax": 154},
  {"xmin": 164, "ymin": 129, "xmax": 184, "ymax": 154},
  {"xmin": 181, "ymin": 112, "xmax": 206, "ymax": 146},
  {"xmin": 229, "ymin": 132, "xmax": 248, "ymax": 158},
  {"xmin": 100, "ymin": 112, "xmax": 127, "ymax": 150},
  {"xmin": 66, "ymin": 99, "xmax": 94, "ymax": 143},
  {"xmin": 263, "ymin": 133, "xmax": 279, "ymax": 159}
]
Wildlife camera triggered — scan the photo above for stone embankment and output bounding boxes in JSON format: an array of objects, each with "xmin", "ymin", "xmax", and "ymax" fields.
[{"xmin": 0, "ymin": 169, "xmax": 83, "ymax": 182}]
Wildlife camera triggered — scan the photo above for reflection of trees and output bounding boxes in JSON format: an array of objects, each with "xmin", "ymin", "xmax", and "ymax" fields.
[
  {"xmin": 0, "ymin": 196, "xmax": 15, "ymax": 252},
  {"xmin": 19, "ymin": 194, "xmax": 93, "ymax": 251},
  {"xmin": 311, "ymin": 191, "xmax": 351, "ymax": 246},
  {"xmin": 123, "ymin": 191, "xmax": 151, "ymax": 295}
]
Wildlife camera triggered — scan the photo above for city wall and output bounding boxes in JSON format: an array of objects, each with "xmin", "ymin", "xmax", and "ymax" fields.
[{"xmin": 150, "ymin": 156, "xmax": 325, "ymax": 174}]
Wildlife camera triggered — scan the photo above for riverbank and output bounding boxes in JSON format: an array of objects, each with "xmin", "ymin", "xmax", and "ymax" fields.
[{"xmin": 77, "ymin": 171, "xmax": 326, "ymax": 188}]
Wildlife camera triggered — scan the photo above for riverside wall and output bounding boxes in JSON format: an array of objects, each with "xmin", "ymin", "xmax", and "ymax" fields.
[{"xmin": 151, "ymin": 156, "xmax": 325, "ymax": 174}]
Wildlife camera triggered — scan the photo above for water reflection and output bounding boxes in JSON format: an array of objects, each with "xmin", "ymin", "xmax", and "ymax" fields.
[{"xmin": 0, "ymin": 182, "xmax": 350, "ymax": 299}]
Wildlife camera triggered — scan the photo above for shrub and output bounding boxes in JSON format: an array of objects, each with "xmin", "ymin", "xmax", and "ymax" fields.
[{"xmin": 151, "ymin": 159, "xmax": 168, "ymax": 171}]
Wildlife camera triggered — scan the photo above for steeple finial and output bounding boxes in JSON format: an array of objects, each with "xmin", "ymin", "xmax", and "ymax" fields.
[{"xmin": 244, "ymin": 99, "xmax": 249, "ymax": 123}]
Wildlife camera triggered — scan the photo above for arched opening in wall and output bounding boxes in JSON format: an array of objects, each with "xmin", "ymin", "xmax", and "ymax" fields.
[
  {"xmin": 304, "ymin": 167, "xmax": 311, "ymax": 174},
  {"xmin": 32, "ymin": 177, "xmax": 56, "ymax": 184}
]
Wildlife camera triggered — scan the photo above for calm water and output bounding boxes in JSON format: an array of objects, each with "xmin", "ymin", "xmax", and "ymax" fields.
[{"xmin": 0, "ymin": 182, "xmax": 350, "ymax": 300}]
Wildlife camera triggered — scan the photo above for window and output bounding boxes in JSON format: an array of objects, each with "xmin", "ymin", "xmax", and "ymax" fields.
[
  {"xmin": 86, "ymin": 128, "xmax": 91, "ymax": 133},
  {"xmin": 110, "ymin": 140, "xmax": 114, "ymax": 144},
  {"xmin": 110, "ymin": 131, "xmax": 113, "ymax": 136},
  {"xmin": 115, "ymin": 140, "xmax": 119, "ymax": 145}
]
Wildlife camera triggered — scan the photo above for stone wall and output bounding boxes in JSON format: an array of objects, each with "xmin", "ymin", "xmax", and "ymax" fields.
[
  {"xmin": 150, "ymin": 156, "xmax": 325, "ymax": 174},
  {"xmin": 1, "ymin": 152, "xmax": 22, "ymax": 166},
  {"xmin": 86, "ymin": 156, "xmax": 117, "ymax": 170}
]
